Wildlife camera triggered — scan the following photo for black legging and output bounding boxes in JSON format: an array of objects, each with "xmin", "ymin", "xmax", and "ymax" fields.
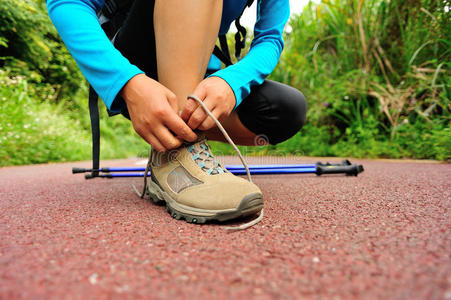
[{"xmin": 113, "ymin": 0, "xmax": 306, "ymax": 145}]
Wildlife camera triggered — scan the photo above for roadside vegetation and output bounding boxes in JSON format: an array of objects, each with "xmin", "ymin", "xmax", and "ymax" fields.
[
  {"xmin": 0, "ymin": 0, "xmax": 147, "ymax": 166},
  {"xmin": 269, "ymin": 0, "xmax": 450, "ymax": 160},
  {"xmin": 0, "ymin": 0, "xmax": 449, "ymax": 166}
]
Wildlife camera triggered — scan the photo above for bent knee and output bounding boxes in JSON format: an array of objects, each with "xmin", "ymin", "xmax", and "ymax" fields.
[
  {"xmin": 236, "ymin": 80, "xmax": 307, "ymax": 145},
  {"xmin": 265, "ymin": 82, "xmax": 307, "ymax": 144},
  {"xmin": 277, "ymin": 85, "xmax": 307, "ymax": 131}
]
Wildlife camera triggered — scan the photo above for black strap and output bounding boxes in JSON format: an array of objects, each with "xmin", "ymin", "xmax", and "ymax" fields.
[
  {"xmin": 213, "ymin": 0, "xmax": 254, "ymax": 65},
  {"xmin": 88, "ymin": 85, "xmax": 100, "ymax": 177},
  {"xmin": 234, "ymin": 0, "xmax": 254, "ymax": 59},
  {"xmin": 234, "ymin": 20, "xmax": 246, "ymax": 59},
  {"xmin": 219, "ymin": 35, "xmax": 231, "ymax": 62},
  {"xmin": 213, "ymin": 44, "xmax": 233, "ymax": 67}
]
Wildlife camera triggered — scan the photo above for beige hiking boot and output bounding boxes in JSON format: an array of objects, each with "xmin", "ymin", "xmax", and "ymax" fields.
[{"xmin": 145, "ymin": 137, "xmax": 263, "ymax": 224}]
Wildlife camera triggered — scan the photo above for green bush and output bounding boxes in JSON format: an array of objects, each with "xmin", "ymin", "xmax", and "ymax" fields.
[
  {"xmin": 269, "ymin": 0, "xmax": 450, "ymax": 160},
  {"xmin": 0, "ymin": 1, "xmax": 147, "ymax": 166},
  {"xmin": 0, "ymin": 70, "xmax": 90, "ymax": 166},
  {"xmin": 0, "ymin": 0, "xmax": 83, "ymax": 101},
  {"xmin": 0, "ymin": 70, "xmax": 147, "ymax": 166}
]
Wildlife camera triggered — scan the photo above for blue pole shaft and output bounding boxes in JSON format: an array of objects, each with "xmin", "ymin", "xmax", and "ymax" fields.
[
  {"xmin": 228, "ymin": 168, "xmax": 316, "ymax": 175},
  {"xmin": 100, "ymin": 167, "xmax": 317, "ymax": 178},
  {"xmin": 102, "ymin": 164, "xmax": 317, "ymax": 173},
  {"xmin": 226, "ymin": 164, "xmax": 316, "ymax": 170}
]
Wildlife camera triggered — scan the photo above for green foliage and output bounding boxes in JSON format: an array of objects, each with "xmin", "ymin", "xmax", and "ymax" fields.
[
  {"xmin": 270, "ymin": 0, "xmax": 450, "ymax": 160},
  {"xmin": 0, "ymin": 70, "xmax": 147, "ymax": 166},
  {"xmin": 210, "ymin": 120, "xmax": 451, "ymax": 161},
  {"xmin": 0, "ymin": 1, "xmax": 147, "ymax": 166},
  {"xmin": 0, "ymin": 70, "xmax": 90, "ymax": 165},
  {"xmin": 0, "ymin": 0, "xmax": 82, "ymax": 101}
]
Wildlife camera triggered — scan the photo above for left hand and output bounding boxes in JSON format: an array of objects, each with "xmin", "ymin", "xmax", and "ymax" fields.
[{"xmin": 180, "ymin": 77, "xmax": 236, "ymax": 131}]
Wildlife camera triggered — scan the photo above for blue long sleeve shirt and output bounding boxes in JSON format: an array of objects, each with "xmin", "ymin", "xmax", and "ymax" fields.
[{"xmin": 47, "ymin": 0, "xmax": 289, "ymax": 111}]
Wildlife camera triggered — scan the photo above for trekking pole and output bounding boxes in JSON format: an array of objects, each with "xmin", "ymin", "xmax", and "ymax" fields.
[
  {"xmin": 73, "ymin": 164, "xmax": 316, "ymax": 174},
  {"xmin": 74, "ymin": 161, "xmax": 363, "ymax": 179},
  {"xmin": 81, "ymin": 167, "xmax": 318, "ymax": 178},
  {"xmin": 72, "ymin": 160, "xmax": 352, "ymax": 174}
]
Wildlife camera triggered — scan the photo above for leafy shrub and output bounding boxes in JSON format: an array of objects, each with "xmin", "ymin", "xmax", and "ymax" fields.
[
  {"xmin": 0, "ymin": 70, "xmax": 90, "ymax": 165},
  {"xmin": 0, "ymin": 70, "xmax": 147, "ymax": 166},
  {"xmin": 0, "ymin": 1, "xmax": 147, "ymax": 166},
  {"xmin": 0, "ymin": 0, "xmax": 83, "ymax": 101},
  {"xmin": 269, "ymin": 0, "xmax": 450, "ymax": 160}
]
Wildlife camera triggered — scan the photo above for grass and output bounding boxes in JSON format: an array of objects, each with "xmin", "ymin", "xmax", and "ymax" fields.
[
  {"xmin": 267, "ymin": 0, "xmax": 450, "ymax": 161},
  {"xmin": 0, "ymin": 70, "xmax": 147, "ymax": 166}
]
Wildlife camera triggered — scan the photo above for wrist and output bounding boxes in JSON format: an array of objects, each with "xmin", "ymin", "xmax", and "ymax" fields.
[
  {"xmin": 120, "ymin": 73, "xmax": 146, "ymax": 104},
  {"xmin": 210, "ymin": 76, "xmax": 236, "ymax": 108}
]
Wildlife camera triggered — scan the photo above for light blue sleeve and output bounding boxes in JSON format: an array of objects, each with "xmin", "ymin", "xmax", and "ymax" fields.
[
  {"xmin": 208, "ymin": 0, "xmax": 290, "ymax": 109},
  {"xmin": 47, "ymin": 0, "xmax": 144, "ymax": 111}
]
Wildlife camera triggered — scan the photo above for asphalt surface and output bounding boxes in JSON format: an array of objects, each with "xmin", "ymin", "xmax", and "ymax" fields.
[{"xmin": 1, "ymin": 157, "xmax": 450, "ymax": 299}]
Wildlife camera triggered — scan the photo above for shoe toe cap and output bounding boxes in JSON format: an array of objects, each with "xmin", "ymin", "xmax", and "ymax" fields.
[{"xmin": 177, "ymin": 174, "xmax": 262, "ymax": 210}]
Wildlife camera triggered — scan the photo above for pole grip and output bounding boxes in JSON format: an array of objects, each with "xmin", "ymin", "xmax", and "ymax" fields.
[
  {"xmin": 316, "ymin": 164, "xmax": 364, "ymax": 176},
  {"xmin": 73, "ymin": 167, "xmax": 109, "ymax": 174},
  {"xmin": 73, "ymin": 167, "xmax": 89, "ymax": 174}
]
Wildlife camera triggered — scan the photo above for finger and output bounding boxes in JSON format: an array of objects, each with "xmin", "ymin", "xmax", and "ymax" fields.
[
  {"xmin": 139, "ymin": 130, "xmax": 166, "ymax": 152},
  {"xmin": 166, "ymin": 90, "xmax": 179, "ymax": 114},
  {"xmin": 148, "ymin": 134, "xmax": 167, "ymax": 153},
  {"xmin": 154, "ymin": 125, "xmax": 183, "ymax": 150},
  {"xmin": 164, "ymin": 112, "xmax": 198, "ymax": 142},
  {"xmin": 181, "ymin": 84, "xmax": 207, "ymax": 121},
  {"xmin": 187, "ymin": 98, "xmax": 216, "ymax": 130},
  {"xmin": 180, "ymin": 98, "xmax": 199, "ymax": 121},
  {"xmin": 198, "ymin": 108, "xmax": 221, "ymax": 131}
]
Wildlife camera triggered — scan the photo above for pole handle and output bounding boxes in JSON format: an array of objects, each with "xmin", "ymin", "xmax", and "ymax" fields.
[
  {"xmin": 316, "ymin": 164, "xmax": 364, "ymax": 176},
  {"xmin": 73, "ymin": 167, "xmax": 89, "ymax": 174},
  {"xmin": 73, "ymin": 167, "xmax": 110, "ymax": 174}
]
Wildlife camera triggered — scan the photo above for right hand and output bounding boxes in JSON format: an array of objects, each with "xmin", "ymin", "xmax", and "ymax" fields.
[{"xmin": 120, "ymin": 74, "xmax": 197, "ymax": 152}]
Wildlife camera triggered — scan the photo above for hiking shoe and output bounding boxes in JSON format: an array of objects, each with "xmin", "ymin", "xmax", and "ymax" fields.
[{"xmin": 146, "ymin": 136, "xmax": 263, "ymax": 223}]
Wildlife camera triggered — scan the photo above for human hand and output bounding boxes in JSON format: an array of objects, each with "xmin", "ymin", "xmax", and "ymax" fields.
[
  {"xmin": 121, "ymin": 74, "xmax": 197, "ymax": 152},
  {"xmin": 180, "ymin": 76, "xmax": 236, "ymax": 131}
]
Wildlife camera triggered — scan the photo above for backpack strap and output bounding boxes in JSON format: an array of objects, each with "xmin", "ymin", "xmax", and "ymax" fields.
[
  {"xmin": 219, "ymin": 35, "xmax": 231, "ymax": 63},
  {"xmin": 88, "ymin": 85, "xmax": 100, "ymax": 178},
  {"xmin": 213, "ymin": 35, "xmax": 233, "ymax": 67},
  {"xmin": 234, "ymin": 0, "xmax": 254, "ymax": 59},
  {"xmin": 213, "ymin": 0, "xmax": 255, "ymax": 63}
]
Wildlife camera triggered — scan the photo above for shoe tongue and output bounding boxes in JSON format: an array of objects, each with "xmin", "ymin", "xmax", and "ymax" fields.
[{"xmin": 187, "ymin": 139, "xmax": 225, "ymax": 175}]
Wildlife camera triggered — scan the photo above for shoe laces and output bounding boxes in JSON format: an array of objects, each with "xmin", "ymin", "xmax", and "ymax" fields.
[
  {"xmin": 186, "ymin": 140, "xmax": 225, "ymax": 175},
  {"xmin": 135, "ymin": 94, "xmax": 263, "ymax": 231}
]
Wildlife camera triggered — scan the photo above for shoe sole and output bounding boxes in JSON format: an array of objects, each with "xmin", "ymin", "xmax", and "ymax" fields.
[{"xmin": 146, "ymin": 179, "xmax": 263, "ymax": 224}]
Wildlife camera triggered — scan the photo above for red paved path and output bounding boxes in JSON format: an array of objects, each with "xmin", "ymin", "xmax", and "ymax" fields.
[{"xmin": 1, "ymin": 157, "xmax": 450, "ymax": 299}]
